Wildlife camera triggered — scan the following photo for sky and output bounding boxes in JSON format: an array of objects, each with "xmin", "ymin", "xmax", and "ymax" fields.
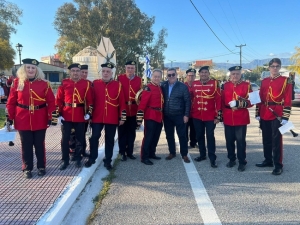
[{"xmin": 9, "ymin": 0, "xmax": 300, "ymax": 65}]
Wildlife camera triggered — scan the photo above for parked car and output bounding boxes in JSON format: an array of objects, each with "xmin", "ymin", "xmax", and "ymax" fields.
[
  {"xmin": 251, "ymin": 83, "xmax": 260, "ymax": 91},
  {"xmin": 292, "ymin": 83, "xmax": 300, "ymax": 105}
]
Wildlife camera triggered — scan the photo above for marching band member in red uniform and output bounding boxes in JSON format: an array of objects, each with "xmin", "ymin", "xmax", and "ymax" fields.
[
  {"xmin": 80, "ymin": 64, "xmax": 91, "ymax": 157},
  {"xmin": 222, "ymin": 66, "xmax": 252, "ymax": 172},
  {"xmin": 137, "ymin": 69, "xmax": 164, "ymax": 165},
  {"xmin": 6, "ymin": 58, "xmax": 56, "ymax": 178},
  {"xmin": 191, "ymin": 66, "xmax": 221, "ymax": 168},
  {"xmin": 56, "ymin": 63, "xmax": 93, "ymax": 170},
  {"xmin": 85, "ymin": 63, "xmax": 126, "ymax": 170},
  {"xmin": 255, "ymin": 58, "xmax": 292, "ymax": 175},
  {"xmin": 68, "ymin": 64, "xmax": 91, "ymax": 160},
  {"xmin": 6, "ymin": 73, "xmax": 17, "ymax": 97},
  {"xmin": 184, "ymin": 68, "xmax": 197, "ymax": 149},
  {"xmin": 117, "ymin": 60, "xmax": 142, "ymax": 161}
]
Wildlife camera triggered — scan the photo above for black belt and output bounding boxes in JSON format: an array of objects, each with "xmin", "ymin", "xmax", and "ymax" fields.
[
  {"xmin": 262, "ymin": 101, "xmax": 282, "ymax": 106},
  {"xmin": 64, "ymin": 103, "xmax": 85, "ymax": 107},
  {"xmin": 17, "ymin": 103, "xmax": 47, "ymax": 110},
  {"xmin": 126, "ymin": 101, "xmax": 136, "ymax": 105},
  {"xmin": 148, "ymin": 106, "xmax": 162, "ymax": 111},
  {"xmin": 225, "ymin": 106, "xmax": 232, "ymax": 109}
]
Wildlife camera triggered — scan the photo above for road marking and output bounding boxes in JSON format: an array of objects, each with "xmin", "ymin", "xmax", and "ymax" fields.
[{"xmin": 175, "ymin": 137, "xmax": 222, "ymax": 225}]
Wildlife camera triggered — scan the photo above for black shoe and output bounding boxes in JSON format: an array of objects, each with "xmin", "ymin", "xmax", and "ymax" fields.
[
  {"xmin": 127, "ymin": 155, "xmax": 136, "ymax": 160},
  {"xmin": 70, "ymin": 155, "xmax": 76, "ymax": 161},
  {"xmin": 226, "ymin": 161, "xmax": 236, "ymax": 168},
  {"xmin": 256, "ymin": 161, "xmax": 274, "ymax": 167},
  {"xmin": 211, "ymin": 161, "xmax": 218, "ymax": 168},
  {"xmin": 149, "ymin": 155, "xmax": 161, "ymax": 160},
  {"xmin": 24, "ymin": 170, "xmax": 32, "ymax": 179},
  {"xmin": 272, "ymin": 168, "xmax": 282, "ymax": 175},
  {"xmin": 59, "ymin": 162, "xmax": 69, "ymax": 170},
  {"xmin": 76, "ymin": 160, "xmax": 82, "ymax": 168},
  {"xmin": 121, "ymin": 155, "xmax": 127, "ymax": 161},
  {"xmin": 194, "ymin": 156, "xmax": 207, "ymax": 162},
  {"xmin": 141, "ymin": 159, "xmax": 153, "ymax": 165},
  {"xmin": 104, "ymin": 163, "xmax": 112, "ymax": 170},
  {"xmin": 165, "ymin": 154, "xmax": 176, "ymax": 160},
  {"xmin": 38, "ymin": 168, "xmax": 46, "ymax": 176},
  {"xmin": 238, "ymin": 164, "xmax": 246, "ymax": 172},
  {"xmin": 8, "ymin": 141, "xmax": 14, "ymax": 146},
  {"xmin": 189, "ymin": 145, "xmax": 196, "ymax": 149},
  {"xmin": 85, "ymin": 160, "xmax": 95, "ymax": 168},
  {"xmin": 82, "ymin": 152, "xmax": 90, "ymax": 157}
]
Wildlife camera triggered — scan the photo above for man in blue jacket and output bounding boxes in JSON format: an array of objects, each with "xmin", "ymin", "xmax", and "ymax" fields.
[{"xmin": 161, "ymin": 68, "xmax": 191, "ymax": 163}]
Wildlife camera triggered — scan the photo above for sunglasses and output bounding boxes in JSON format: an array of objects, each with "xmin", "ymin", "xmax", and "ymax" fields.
[{"xmin": 167, "ymin": 73, "xmax": 176, "ymax": 77}]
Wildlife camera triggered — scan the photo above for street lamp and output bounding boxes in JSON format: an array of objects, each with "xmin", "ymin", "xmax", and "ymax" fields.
[
  {"xmin": 16, "ymin": 43, "xmax": 23, "ymax": 66},
  {"xmin": 135, "ymin": 54, "xmax": 139, "ymax": 76}
]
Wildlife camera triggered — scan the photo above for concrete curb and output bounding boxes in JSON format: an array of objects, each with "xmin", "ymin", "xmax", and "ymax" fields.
[{"xmin": 37, "ymin": 134, "xmax": 118, "ymax": 225}]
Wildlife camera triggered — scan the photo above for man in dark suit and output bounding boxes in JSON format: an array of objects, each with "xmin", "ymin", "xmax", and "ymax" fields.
[{"xmin": 161, "ymin": 68, "xmax": 191, "ymax": 163}]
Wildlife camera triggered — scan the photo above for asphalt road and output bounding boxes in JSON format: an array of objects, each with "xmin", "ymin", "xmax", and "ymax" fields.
[{"xmin": 86, "ymin": 107, "xmax": 300, "ymax": 225}]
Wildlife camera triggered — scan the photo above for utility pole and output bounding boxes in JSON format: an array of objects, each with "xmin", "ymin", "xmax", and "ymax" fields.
[
  {"xmin": 235, "ymin": 44, "xmax": 246, "ymax": 67},
  {"xmin": 168, "ymin": 59, "xmax": 176, "ymax": 67}
]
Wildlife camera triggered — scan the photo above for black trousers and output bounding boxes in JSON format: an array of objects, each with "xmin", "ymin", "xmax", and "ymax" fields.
[
  {"xmin": 193, "ymin": 119, "xmax": 217, "ymax": 162},
  {"xmin": 141, "ymin": 120, "xmax": 163, "ymax": 160},
  {"xmin": 163, "ymin": 115, "xmax": 188, "ymax": 157},
  {"xmin": 260, "ymin": 119, "xmax": 283, "ymax": 169},
  {"xmin": 61, "ymin": 121, "xmax": 85, "ymax": 162},
  {"xmin": 89, "ymin": 123, "xmax": 117, "ymax": 164},
  {"xmin": 224, "ymin": 125, "xmax": 247, "ymax": 165},
  {"xmin": 82, "ymin": 122, "xmax": 89, "ymax": 154},
  {"xmin": 19, "ymin": 129, "xmax": 46, "ymax": 171},
  {"xmin": 186, "ymin": 117, "xmax": 197, "ymax": 147},
  {"xmin": 118, "ymin": 116, "xmax": 137, "ymax": 156}
]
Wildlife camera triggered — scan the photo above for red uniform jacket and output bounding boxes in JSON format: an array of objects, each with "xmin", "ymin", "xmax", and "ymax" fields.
[
  {"xmin": 137, "ymin": 82, "xmax": 164, "ymax": 123},
  {"xmin": 7, "ymin": 78, "xmax": 56, "ymax": 131},
  {"xmin": 56, "ymin": 78, "xmax": 93, "ymax": 122},
  {"xmin": 222, "ymin": 81, "xmax": 252, "ymax": 126},
  {"xmin": 117, "ymin": 74, "xmax": 142, "ymax": 117},
  {"xmin": 6, "ymin": 76, "xmax": 14, "ymax": 88},
  {"xmin": 185, "ymin": 82, "xmax": 194, "ymax": 118},
  {"xmin": 92, "ymin": 79, "xmax": 126, "ymax": 124},
  {"xmin": 258, "ymin": 75, "xmax": 292, "ymax": 121},
  {"xmin": 191, "ymin": 79, "xmax": 221, "ymax": 121}
]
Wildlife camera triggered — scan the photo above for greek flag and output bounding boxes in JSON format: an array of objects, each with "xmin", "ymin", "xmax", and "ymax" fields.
[{"xmin": 145, "ymin": 55, "xmax": 152, "ymax": 78}]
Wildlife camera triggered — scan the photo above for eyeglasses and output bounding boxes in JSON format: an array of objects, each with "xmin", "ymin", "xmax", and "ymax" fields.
[
  {"xmin": 269, "ymin": 65, "xmax": 281, "ymax": 69},
  {"xmin": 167, "ymin": 73, "xmax": 176, "ymax": 77}
]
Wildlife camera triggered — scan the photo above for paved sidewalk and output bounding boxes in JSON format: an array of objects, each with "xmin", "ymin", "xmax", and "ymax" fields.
[{"xmin": 0, "ymin": 126, "xmax": 104, "ymax": 225}]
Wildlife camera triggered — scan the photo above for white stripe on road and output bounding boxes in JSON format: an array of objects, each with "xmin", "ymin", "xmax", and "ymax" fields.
[{"xmin": 175, "ymin": 137, "xmax": 222, "ymax": 225}]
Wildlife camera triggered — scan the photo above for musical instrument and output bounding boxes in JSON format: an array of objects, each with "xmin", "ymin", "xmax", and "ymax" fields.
[
  {"xmin": 135, "ymin": 88, "xmax": 144, "ymax": 105},
  {"xmin": 268, "ymin": 108, "xmax": 298, "ymax": 137}
]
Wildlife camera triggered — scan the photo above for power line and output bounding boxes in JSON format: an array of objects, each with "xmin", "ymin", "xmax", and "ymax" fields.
[
  {"xmin": 217, "ymin": 0, "xmax": 242, "ymax": 44},
  {"xmin": 226, "ymin": 0, "xmax": 246, "ymax": 44},
  {"xmin": 189, "ymin": 0, "xmax": 235, "ymax": 54},
  {"xmin": 183, "ymin": 52, "xmax": 239, "ymax": 63},
  {"xmin": 200, "ymin": 0, "xmax": 236, "ymax": 46}
]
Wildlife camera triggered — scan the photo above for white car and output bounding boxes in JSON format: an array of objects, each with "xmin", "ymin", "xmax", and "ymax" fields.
[{"xmin": 251, "ymin": 83, "xmax": 260, "ymax": 91}]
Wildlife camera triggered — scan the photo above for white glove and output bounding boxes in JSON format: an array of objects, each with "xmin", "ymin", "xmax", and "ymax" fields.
[
  {"xmin": 228, "ymin": 100, "xmax": 237, "ymax": 108},
  {"xmin": 255, "ymin": 116, "xmax": 260, "ymax": 121},
  {"xmin": 58, "ymin": 116, "xmax": 65, "ymax": 125},
  {"xmin": 281, "ymin": 119, "xmax": 288, "ymax": 125},
  {"xmin": 84, "ymin": 114, "xmax": 90, "ymax": 120}
]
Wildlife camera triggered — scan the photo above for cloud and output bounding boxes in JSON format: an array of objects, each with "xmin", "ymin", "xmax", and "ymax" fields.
[{"xmin": 269, "ymin": 53, "xmax": 275, "ymax": 56}]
